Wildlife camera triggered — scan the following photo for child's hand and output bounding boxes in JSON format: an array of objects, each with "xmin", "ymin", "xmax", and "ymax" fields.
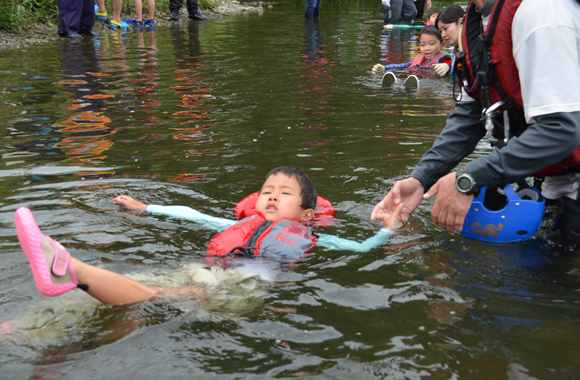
[
  {"xmin": 372, "ymin": 64, "xmax": 386, "ymax": 74},
  {"xmin": 113, "ymin": 195, "xmax": 148, "ymax": 210},
  {"xmin": 376, "ymin": 203, "xmax": 404, "ymax": 230},
  {"xmin": 433, "ymin": 63, "xmax": 450, "ymax": 76}
]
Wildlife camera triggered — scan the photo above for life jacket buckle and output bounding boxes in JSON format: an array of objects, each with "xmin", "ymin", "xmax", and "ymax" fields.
[{"xmin": 483, "ymin": 101, "xmax": 504, "ymax": 145}]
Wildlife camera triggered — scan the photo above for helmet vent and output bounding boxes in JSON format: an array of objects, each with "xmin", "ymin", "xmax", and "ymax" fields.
[{"xmin": 483, "ymin": 186, "xmax": 508, "ymax": 211}]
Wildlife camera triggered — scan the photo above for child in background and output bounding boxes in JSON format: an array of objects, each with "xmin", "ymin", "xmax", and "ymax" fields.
[
  {"xmin": 434, "ymin": 4, "xmax": 465, "ymax": 77},
  {"xmin": 15, "ymin": 166, "xmax": 403, "ymax": 307},
  {"xmin": 126, "ymin": 0, "xmax": 156, "ymax": 26},
  {"xmin": 372, "ymin": 26, "xmax": 451, "ymax": 87},
  {"xmin": 423, "ymin": 8, "xmax": 440, "ymax": 26}
]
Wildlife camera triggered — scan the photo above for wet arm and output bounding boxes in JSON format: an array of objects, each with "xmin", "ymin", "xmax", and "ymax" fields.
[
  {"xmin": 466, "ymin": 111, "xmax": 580, "ymax": 187},
  {"xmin": 146, "ymin": 205, "xmax": 236, "ymax": 232},
  {"xmin": 317, "ymin": 228, "xmax": 394, "ymax": 253}
]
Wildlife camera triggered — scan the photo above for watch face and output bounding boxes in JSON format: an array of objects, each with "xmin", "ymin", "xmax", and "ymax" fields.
[{"xmin": 458, "ymin": 176, "xmax": 472, "ymax": 191}]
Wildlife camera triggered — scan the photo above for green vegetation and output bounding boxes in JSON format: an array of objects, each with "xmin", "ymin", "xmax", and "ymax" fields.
[{"xmin": 0, "ymin": 0, "xmax": 222, "ymax": 31}]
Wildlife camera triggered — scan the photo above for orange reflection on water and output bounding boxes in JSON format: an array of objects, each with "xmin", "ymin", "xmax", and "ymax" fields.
[{"xmin": 167, "ymin": 173, "xmax": 208, "ymax": 183}]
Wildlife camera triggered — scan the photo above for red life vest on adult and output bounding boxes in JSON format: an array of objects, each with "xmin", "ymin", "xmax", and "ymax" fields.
[
  {"xmin": 458, "ymin": 0, "xmax": 580, "ymax": 176},
  {"xmin": 205, "ymin": 213, "xmax": 317, "ymax": 264},
  {"xmin": 409, "ymin": 53, "xmax": 449, "ymax": 72}
]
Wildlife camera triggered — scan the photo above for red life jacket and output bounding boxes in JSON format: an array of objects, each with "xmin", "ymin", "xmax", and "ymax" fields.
[
  {"xmin": 409, "ymin": 53, "xmax": 449, "ymax": 72},
  {"xmin": 458, "ymin": 0, "xmax": 580, "ymax": 176},
  {"xmin": 205, "ymin": 213, "xmax": 318, "ymax": 265}
]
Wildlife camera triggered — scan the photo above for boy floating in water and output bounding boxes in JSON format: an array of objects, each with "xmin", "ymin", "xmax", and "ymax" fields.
[
  {"xmin": 372, "ymin": 26, "xmax": 451, "ymax": 88},
  {"xmin": 15, "ymin": 166, "xmax": 403, "ymax": 307}
]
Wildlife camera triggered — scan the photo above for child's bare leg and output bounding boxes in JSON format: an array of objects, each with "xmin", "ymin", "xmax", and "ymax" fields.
[
  {"xmin": 112, "ymin": 0, "xmax": 123, "ymax": 24},
  {"xmin": 16, "ymin": 207, "xmax": 205, "ymax": 307},
  {"xmin": 134, "ymin": 0, "xmax": 143, "ymax": 21},
  {"xmin": 71, "ymin": 258, "xmax": 158, "ymax": 305},
  {"xmin": 96, "ymin": 0, "xmax": 106, "ymax": 14},
  {"xmin": 147, "ymin": 0, "xmax": 155, "ymax": 20}
]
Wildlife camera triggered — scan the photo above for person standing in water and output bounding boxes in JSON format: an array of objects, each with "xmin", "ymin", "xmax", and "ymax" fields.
[{"xmin": 372, "ymin": 0, "xmax": 580, "ymax": 239}]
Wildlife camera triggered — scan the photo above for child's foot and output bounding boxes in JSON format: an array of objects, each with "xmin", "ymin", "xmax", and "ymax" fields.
[
  {"xmin": 126, "ymin": 18, "xmax": 143, "ymax": 26},
  {"xmin": 403, "ymin": 75, "xmax": 420, "ymax": 89},
  {"xmin": 15, "ymin": 207, "xmax": 86, "ymax": 297},
  {"xmin": 144, "ymin": 19, "xmax": 155, "ymax": 26},
  {"xmin": 109, "ymin": 20, "xmax": 128, "ymax": 30},
  {"xmin": 382, "ymin": 71, "xmax": 397, "ymax": 87},
  {"xmin": 113, "ymin": 195, "xmax": 148, "ymax": 210},
  {"xmin": 95, "ymin": 4, "xmax": 108, "ymax": 22}
]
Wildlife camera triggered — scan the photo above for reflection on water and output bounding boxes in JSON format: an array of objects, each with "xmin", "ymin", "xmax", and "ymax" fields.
[{"xmin": 1, "ymin": 1, "xmax": 580, "ymax": 378}]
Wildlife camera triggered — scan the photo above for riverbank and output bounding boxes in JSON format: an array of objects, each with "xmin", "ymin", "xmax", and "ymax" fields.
[{"xmin": 0, "ymin": 1, "xmax": 265, "ymax": 51}]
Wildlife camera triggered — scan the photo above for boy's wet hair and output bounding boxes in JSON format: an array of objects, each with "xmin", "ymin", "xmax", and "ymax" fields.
[
  {"xmin": 427, "ymin": 8, "xmax": 441, "ymax": 20},
  {"xmin": 435, "ymin": 4, "xmax": 465, "ymax": 27},
  {"xmin": 263, "ymin": 166, "xmax": 317, "ymax": 210},
  {"xmin": 420, "ymin": 25, "xmax": 444, "ymax": 44}
]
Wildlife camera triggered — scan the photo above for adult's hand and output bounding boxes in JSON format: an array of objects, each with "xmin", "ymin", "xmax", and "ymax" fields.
[
  {"xmin": 371, "ymin": 177, "xmax": 424, "ymax": 222},
  {"xmin": 423, "ymin": 172, "xmax": 473, "ymax": 234},
  {"xmin": 426, "ymin": 0, "xmax": 431, "ymax": 10}
]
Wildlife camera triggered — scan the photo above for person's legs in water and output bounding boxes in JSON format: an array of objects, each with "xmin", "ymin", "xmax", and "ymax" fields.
[
  {"xmin": 145, "ymin": 0, "xmax": 155, "ymax": 24},
  {"xmin": 552, "ymin": 196, "xmax": 580, "ymax": 238},
  {"xmin": 57, "ymin": 0, "xmax": 83, "ymax": 38},
  {"xmin": 305, "ymin": 0, "xmax": 317, "ymax": 19},
  {"xmin": 112, "ymin": 0, "xmax": 122, "ymax": 24},
  {"xmin": 187, "ymin": 0, "xmax": 206, "ymax": 20},
  {"xmin": 15, "ymin": 207, "xmax": 205, "ymax": 306},
  {"xmin": 386, "ymin": 0, "xmax": 403, "ymax": 24},
  {"xmin": 79, "ymin": 0, "xmax": 97, "ymax": 36},
  {"xmin": 400, "ymin": 0, "xmax": 417, "ymax": 23},
  {"xmin": 312, "ymin": 0, "xmax": 323, "ymax": 18},
  {"xmin": 384, "ymin": 5, "xmax": 393, "ymax": 24},
  {"xmin": 169, "ymin": 0, "xmax": 182, "ymax": 19},
  {"xmin": 95, "ymin": 0, "xmax": 107, "ymax": 19},
  {"xmin": 414, "ymin": 0, "xmax": 426, "ymax": 19}
]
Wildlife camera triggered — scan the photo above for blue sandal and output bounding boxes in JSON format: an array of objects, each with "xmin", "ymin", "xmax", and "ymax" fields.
[
  {"xmin": 126, "ymin": 18, "xmax": 143, "ymax": 26},
  {"xmin": 95, "ymin": 4, "xmax": 108, "ymax": 22},
  {"xmin": 109, "ymin": 20, "xmax": 128, "ymax": 29}
]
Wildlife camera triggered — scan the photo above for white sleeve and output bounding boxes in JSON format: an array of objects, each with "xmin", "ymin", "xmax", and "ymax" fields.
[
  {"xmin": 512, "ymin": 0, "xmax": 580, "ymax": 123},
  {"xmin": 382, "ymin": 0, "xmax": 390, "ymax": 7}
]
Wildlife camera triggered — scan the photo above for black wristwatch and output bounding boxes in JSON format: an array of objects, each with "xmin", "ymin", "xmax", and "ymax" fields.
[{"xmin": 455, "ymin": 167, "xmax": 479, "ymax": 195}]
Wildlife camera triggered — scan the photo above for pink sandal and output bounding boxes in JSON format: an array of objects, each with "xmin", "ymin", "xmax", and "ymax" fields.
[{"xmin": 15, "ymin": 207, "xmax": 87, "ymax": 297}]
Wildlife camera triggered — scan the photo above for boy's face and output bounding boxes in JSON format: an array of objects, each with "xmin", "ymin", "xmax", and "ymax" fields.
[
  {"xmin": 428, "ymin": 13, "xmax": 439, "ymax": 24},
  {"xmin": 255, "ymin": 173, "xmax": 314, "ymax": 222},
  {"xmin": 419, "ymin": 34, "xmax": 443, "ymax": 60}
]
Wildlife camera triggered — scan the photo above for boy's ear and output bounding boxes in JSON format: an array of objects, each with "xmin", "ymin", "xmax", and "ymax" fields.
[
  {"xmin": 301, "ymin": 208, "xmax": 315, "ymax": 222},
  {"xmin": 441, "ymin": 40, "xmax": 448, "ymax": 49}
]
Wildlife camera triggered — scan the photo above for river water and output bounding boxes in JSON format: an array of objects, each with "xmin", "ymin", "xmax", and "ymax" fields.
[{"xmin": 1, "ymin": 1, "xmax": 579, "ymax": 378}]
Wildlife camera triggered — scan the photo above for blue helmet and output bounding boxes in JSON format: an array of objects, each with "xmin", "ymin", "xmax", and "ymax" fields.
[{"xmin": 459, "ymin": 182, "xmax": 545, "ymax": 243}]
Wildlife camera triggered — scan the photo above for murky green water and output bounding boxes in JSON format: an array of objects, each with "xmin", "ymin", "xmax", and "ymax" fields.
[{"xmin": 1, "ymin": 1, "xmax": 579, "ymax": 378}]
